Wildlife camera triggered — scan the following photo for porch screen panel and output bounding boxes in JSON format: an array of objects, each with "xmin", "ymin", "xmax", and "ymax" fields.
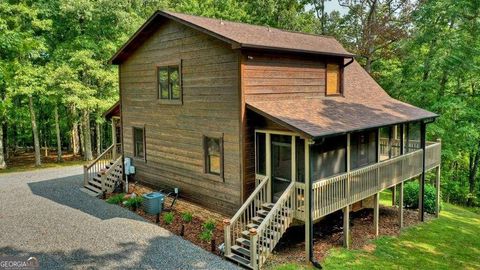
[
  {"xmin": 407, "ymin": 122, "xmax": 421, "ymax": 153},
  {"xmin": 296, "ymin": 137, "xmax": 305, "ymax": 182},
  {"xmin": 311, "ymin": 135, "xmax": 346, "ymax": 181},
  {"xmin": 350, "ymin": 130, "xmax": 377, "ymax": 170},
  {"xmin": 256, "ymin": 132, "xmax": 266, "ymax": 175}
]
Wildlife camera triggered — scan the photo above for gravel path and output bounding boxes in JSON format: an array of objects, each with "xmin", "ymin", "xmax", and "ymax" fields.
[{"xmin": 0, "ymin": 166, "xmax": 240, "ymax": 270}]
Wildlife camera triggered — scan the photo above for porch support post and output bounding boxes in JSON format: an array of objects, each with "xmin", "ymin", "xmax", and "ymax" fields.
[
  {"xmin": 111, "ymin": 118, "xmax": 117, "ymax": 159},
  {"xmin": 419, "ymin": 122, "xmax": 426, "ymax": 221},
  {"xmin": 392, "ymin": 186, "xmax": 396, "ymax": 206},
  {"xmin": 304, "ymin": 139, "xmax": 312, "ymax": 261},
  {"xmin": 344, "ymin": 133, "xmax": 351, "ymax": 248},
  {"xmin": 373, "ymin": 192, "xmax": 379, "ymax": 236},
  {"xmin": 399, "ymin": 181, "xmax": 404, "ymax": 228},
  {"xmin": 266, "ymin": 133, "xmax": 272, "ymax": 201},
  {"xmin": 435, "ymin": 164, "xmax": 441, "ymax": 218}
]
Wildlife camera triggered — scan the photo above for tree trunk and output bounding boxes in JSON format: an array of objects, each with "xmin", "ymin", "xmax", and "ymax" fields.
[
  {"xmin": 96, "ymin": 121, "xmax": 101, "ymax": 156},
  {"xmin": 29, "ymin": 96, "xmax": 41, "ymax": 166},
  {"xmin": 468, "ymin": 141, "xmax": 480, "ymax": 206},
  {"xmin": 71, "ymin": 107, "xmax": 80, "ymax": 156},
  {"xmin": 0, "ymin": 125, "xmax": 6, "ymax": 169},
  {"xmin": 54, "ymin": 104, "xmax": 63, "ymax": 162},
  {"xmin": 82, "ymin": 110, "xmax": 93, "ymax": 161},
  {"xmin": 2, "ymin": 123, "xmax": 7, "ymax": 160}
]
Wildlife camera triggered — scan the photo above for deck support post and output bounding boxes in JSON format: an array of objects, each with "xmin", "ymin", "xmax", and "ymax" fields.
[
  {"xmin": 392, "ymin": 186, "xmax": 396, "ymax": 206},
  {"xmin": 399, "ymin": 181, "xmax": 404, "ymax": 228},
  {"xmin": 266, "ymin": 133, "xmax": 272, "ymax": 202},
  {"xmin": 435, "ymin": 164, "xmax": 441, "ymax": 218},
  {"xmin": 343, "ymin": 206, "xmax": 350, "ymax": 248},
  {"xmin": 419, "ymin": 122, "xmax": 426, "ymax": 221},
  {"xmin": 373, "ymin": 192, "xmax": 379, "ymax": 237},
  {"xmin": 418, "ymin": 175, "xmax": 423, "ymax": 221}
]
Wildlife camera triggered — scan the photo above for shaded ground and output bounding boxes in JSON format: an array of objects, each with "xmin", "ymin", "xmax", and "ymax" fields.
[
  {"xmin": 1, "ymin": 150, "xmax": 85, "ymax": 174},
  {"xmin": 0, "ymin": 167, "xmax": 239, "ymax": 269}
]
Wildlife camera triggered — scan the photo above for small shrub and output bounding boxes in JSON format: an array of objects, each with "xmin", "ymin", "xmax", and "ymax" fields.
[
  {"xmin": 106, "ymin": 193, "xmax": 125, "ymax": 204},
  {"xmin": 163, "ymin": 212, "xmax": 175, "ymax": 225},
  {"xmin": 199, "ymin": 229, "xmax": 213, "ymax": 242},
  {"xmin": 202, "ymin": 219, "xmax": 216, "ymax": 231},
  {"xmin": 181, "ymin": 211, "xmax": 193, "ymax": 223},
  {"xmin": 124, "ymin": 196, "xmax": 144, "ymax": 210},
  {"xmin": 401, "ymin": 181, "xmax": 438, "ymax": 214}
]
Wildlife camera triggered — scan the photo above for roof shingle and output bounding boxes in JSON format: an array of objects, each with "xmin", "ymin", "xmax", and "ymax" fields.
[{"xmin": 246, "ymin": 61, "xmax": 437, "ymax": 138}]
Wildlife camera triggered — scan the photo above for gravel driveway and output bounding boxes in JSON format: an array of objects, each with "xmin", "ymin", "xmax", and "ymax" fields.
[{"xmin": 0, "ymin": 166, "xmax": 240, "ymax": 270}]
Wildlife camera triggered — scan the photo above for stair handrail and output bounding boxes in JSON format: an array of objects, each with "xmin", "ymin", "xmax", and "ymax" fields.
[
  {"xmin": 224, "ymin": 175, "xmax": 270, "ymax": 258},
  {"xmin": 100, "ymin": 154, "xmax": 123, "ymax": 193},
  {"xmin": 252, "ymin": 181, "xmax": 296, "ymax": 269},
  {"xmin": 83, "ymin": 144, "xmax": 115, "ymax": 187}
]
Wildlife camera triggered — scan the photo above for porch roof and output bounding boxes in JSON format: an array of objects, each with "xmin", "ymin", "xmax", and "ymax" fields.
[
  {"xmin": 102, "ymin": 101, "xmax": 120, "ymax": 120},
  {"xmin": 246, "ymin": 61, "xmax": 438, "ymax": 139}
]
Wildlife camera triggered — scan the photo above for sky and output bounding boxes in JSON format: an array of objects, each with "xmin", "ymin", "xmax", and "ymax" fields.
[{"xmin": 324, "ymin": 1, "xmax": 349, "ymax": 14}]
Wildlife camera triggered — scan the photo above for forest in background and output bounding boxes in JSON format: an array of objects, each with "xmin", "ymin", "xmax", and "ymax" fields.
[{"xmin": 0, "ymin": 0, "xmax": 479, "ymax": 207}]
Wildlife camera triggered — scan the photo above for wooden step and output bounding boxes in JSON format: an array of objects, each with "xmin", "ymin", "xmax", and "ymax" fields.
[
  {"xmin": 236, "ymin": 237, "xmax": 250, "ymax": 248},
  {"xmin": 84, "ymin": 184, "xmax": 101, "ymax": 194},
  {"xmin": 231, "ymin": 245, "xmax": 250, "ymax": 258},
  {"xmin": 252, "ymin": 216, "xmax": 264, "ymax": 225},
  {"xmin": 88, "ymin": 180, "xmax": 102, "ymax": 188},
  {"xmin": 225, "ymin": 254, "xmax": 251, "ymax": 269},
  {"xmin": 246, "ymin": 223, "xmax": 258, "ymax": 230},
  {"xmin": 262, "ymin": 203, "xmax": 274, "ymax": 211},
  {"xmin": 257, "ymin": 209, "xmax": 269, "ymax": 218}
]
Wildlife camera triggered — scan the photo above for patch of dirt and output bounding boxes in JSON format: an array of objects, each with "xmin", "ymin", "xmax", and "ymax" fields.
[
  {"xmin": 105, "ymin": 183, "xmax": 227, "ymax": 256},
  {"xmin": 265, "ymin": 206, "xmax": 434, "ymax": 267},
  {"xmin": 6, "ymin": 149, "xmax": 83, "ymax": 167}
]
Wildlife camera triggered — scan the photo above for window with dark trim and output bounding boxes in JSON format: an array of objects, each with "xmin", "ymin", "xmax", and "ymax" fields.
[
  {"xmin": 203, "ymin": 136, "xmax": 224, "ymax": 178},
  {"xmin": 133, "ymin": 127, "xmax": 145, "ymax": 159},
  {"xmin": 158, "ymin": 65, "xmax": 181, "ymax": 100},
  {"xmin": 326, "ymin": 63, "xmax": 342, "ymax": 95}
]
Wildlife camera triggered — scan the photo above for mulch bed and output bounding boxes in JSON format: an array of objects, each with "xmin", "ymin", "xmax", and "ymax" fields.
[{"xmin": 105, "ymin": 183, "xmax": 226, "ymax": 256}]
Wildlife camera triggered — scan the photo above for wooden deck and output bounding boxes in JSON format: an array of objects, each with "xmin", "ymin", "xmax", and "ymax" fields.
[{"xmin": 294, "ymin": 141, "xmax": 441, "ymax": 221}]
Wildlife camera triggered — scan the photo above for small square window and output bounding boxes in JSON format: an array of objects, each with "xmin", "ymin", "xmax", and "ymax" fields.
[
  {"xmin": 204, "ymin": 136, "xmax": 223, "ymax": 177},
  {"xmin": 326, "ymin": 63, "xmax": 341, "ymax": 95}
]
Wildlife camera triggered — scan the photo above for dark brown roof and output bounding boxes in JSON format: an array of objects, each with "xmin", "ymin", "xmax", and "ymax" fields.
[
  {"xmin": 110, "ymin": 10, "xmax": 354, "ymax": 64},
  {"xmin": 246, "ymin": 61, "xmax": 437, "ymax": 139},
  {"xmin": 102, "ymin": 101, "xmax": 120, "ymax": 120}
]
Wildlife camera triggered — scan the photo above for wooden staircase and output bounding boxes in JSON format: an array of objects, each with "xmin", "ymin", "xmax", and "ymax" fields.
[
  {"xmin": 224, "ymin": 176, "xmax": 295, "ymax": 269},
  {"xmin": 83, "ymin": 144, "xmax": 123, "ymax": 196}
]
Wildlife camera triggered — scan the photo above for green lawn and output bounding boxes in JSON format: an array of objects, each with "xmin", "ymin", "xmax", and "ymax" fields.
[{"xmin": 275, "ymin": 203, "xmax": 480, "ymax": 270}]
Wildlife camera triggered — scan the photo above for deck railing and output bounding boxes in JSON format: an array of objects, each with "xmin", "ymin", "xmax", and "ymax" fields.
[
  {"xmin": 252, "ymin": 182, "xmax": 296, "ymax": 269},
  {"xmin": 295, "ymin": 141, "xmax": 441, "ymax": 221},
  {"xmin": 224, "ymin": 175, "xmax": 270, "ymax": 258},
  {"xmin": 83, "ymin": 144, "xmax": 116, "ymax": 187},
  {"xmin": 100, "ymin": 155, "xmax": 123, "ymax": 193}
]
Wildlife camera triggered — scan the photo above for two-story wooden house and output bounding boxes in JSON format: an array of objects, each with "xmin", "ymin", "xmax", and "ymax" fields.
[{"xmin": 84, "ymin": 11, "xmax": 442, "ymax": 269}]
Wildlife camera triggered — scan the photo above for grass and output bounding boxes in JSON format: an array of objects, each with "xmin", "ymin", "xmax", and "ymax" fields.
[
  {"xmin": 274, "ymin": 203, "xmax": 480, "ymax": 270},
  {"xmin": 0, "ymin": 159, "xmax": 86, "ymax": 174}
]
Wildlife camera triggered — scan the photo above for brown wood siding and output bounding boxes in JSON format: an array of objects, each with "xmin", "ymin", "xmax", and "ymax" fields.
[
  {"xmin": 242, "ymin": 52, "xmax": 327, "ymax": 101},
  {"xmin": 120, "ymin": 20, "xmax": 241, "ymax": 215}
]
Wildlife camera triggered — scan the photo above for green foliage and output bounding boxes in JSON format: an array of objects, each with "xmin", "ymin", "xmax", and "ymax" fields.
[
  {"xmin": 202, "ymin": 218, "xmax": 216, "ymax": 231},
  {"xmin": 106, "ymin": 193, "xmax": 125, "ymax": 204},
  {"xmin": 123, "ymin": 196, "xmax": 143, "ymax": 210},
  {"xmin": 181, "ymin": 211, "xmax": 193, "ymax": 223},
  {"xmin": 199, "ymin": 229, "xmax": 213, "ymax": 242},
  {"xmin": 163, "ymin": 212, "xmax": 174, "ymax": 225},
  {"xmin": 401, "ymin": 181, "xmax": 439, "ymax": 214},
  {"xmin": 199, "ymin": 218, "xmax": 216, "ymax": 242}
]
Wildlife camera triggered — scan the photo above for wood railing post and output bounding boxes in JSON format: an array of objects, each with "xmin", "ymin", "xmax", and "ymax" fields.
[
  {"xmin": 250, "ymin": 228, "xmax": 258, "ymax": 269},
  {"xmin": 100, "ymin": 169, "xmax": 107, "ymax": 192},
  {"xmin": 223, "ymin": 219, "xmax": 231, "ymax": 257},
  {"xmin": 112, "ymin": 119, "xmax": 117, "ymax": 160},
  {"xmin": 83, "ymin": 165, "xmax": 88, "ymax": 186}
]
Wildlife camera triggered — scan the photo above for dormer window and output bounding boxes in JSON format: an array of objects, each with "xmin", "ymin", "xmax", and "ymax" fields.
[{"xmin": 326, "ymin": 63, "xmax": 341, "ymax": 96}]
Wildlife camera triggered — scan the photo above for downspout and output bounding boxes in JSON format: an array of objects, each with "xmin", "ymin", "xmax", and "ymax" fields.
[{"xmin": 308, "ymin": 141, "xmax": 323, "ymax": 269}]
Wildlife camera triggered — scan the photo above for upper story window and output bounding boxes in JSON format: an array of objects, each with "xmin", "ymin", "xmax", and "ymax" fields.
[
  {"xmin": 326, "ymin": 63, "xmax": 341, "ymax": 96},
  {"xmin": 158, "ymin": 65, "xmax": 181, "ymax": 101}
]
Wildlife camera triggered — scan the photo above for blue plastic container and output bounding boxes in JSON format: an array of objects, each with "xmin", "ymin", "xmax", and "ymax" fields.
[{"xmin": 142, "ymin": 192, "xmax": 165, "ymax": 215}]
